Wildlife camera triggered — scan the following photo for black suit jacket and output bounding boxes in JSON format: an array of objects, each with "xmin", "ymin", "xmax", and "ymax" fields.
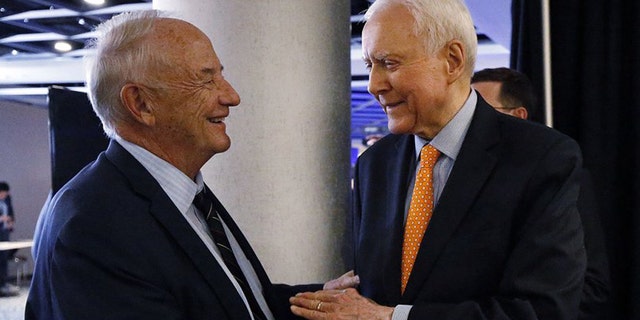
[
  {"xmin": 576, "ymin": 170, "xmax": 610, "ymax": 320},
  {"xmin": 27, "ymin": 141, "xmax": 316, "ymax": 319},
  {"xmin": 350, "ymin": 98, "xmax": 586, "ymax": 320}
]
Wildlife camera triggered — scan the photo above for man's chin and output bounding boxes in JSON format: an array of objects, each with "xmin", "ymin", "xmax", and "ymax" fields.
[
  {"xmin": 387, "ymin": 122, "xmax": 411, "ymax": 135},
  {"xmin": 209, "ymin": 137, "xmax": 232, "ymax": 155}
]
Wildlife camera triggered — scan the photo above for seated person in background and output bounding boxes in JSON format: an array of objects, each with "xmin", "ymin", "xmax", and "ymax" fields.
[{"xmin": 472, "ymin": 67, "xmax": 611, "ymax": 320}]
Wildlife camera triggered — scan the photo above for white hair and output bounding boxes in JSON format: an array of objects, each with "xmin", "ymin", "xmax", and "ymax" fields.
[
  {"xmin": 84, "ymin": 10, "xmax": 173, "ymax": 137},
  {"xmin": 364, "ymin": 0, "xmax": 477, "ymax": 77}
]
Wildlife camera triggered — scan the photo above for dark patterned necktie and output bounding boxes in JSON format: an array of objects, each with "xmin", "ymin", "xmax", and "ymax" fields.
[{"xmin": 193, "ymin": 187, "xmax": 267, "ymax": 320}]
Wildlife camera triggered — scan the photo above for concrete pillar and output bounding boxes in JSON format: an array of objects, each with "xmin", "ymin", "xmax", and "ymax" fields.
[{"xmin": 153, "ymin": 0, "xmax": 352, "ymax": 284}]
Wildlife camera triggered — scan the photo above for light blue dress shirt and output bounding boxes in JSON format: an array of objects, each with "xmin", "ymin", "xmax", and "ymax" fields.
[
  {"xmin": 115, "ymin": 137, "xmax": 274, "ymax": 320},
  {"xmin": 393, "ymin": 90, "xmax": 477, "ymax": 320}
]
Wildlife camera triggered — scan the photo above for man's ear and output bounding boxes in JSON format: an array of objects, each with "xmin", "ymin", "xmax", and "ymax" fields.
[
  {"xmin": 444, "ymin": 40, "xmax": 466, "ymax": 83},
  {"xmin": 513, "ymin": 106, "xmax": 529, "ymax": 120},
  {"xmin": 120, "ymin": 83, "xmax": 155, "ymax": 125}
]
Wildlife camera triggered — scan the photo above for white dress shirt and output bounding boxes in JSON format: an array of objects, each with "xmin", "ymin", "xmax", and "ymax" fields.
[{"xmin": 116, "ymin": 137, "xmax": 275, "ymax": 320}]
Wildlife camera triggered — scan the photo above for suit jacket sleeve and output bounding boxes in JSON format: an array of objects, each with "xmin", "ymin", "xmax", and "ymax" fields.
[{"xmin": 269, "ymin": 283, "xmax": 324, "ymax": 320}]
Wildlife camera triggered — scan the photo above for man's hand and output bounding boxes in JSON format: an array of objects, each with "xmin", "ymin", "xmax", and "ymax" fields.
[
  {"xmin": 289, "ymin": 288, "xmax": 394, "ymax": 320},
  {"xmin": 323, "ymin": 270, "xmax": 360, "ymax": 290}
]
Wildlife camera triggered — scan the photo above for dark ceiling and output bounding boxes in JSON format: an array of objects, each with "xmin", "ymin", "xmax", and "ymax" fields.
[{"xmin": 0, "ymin": 0, "xmax": 152, "ymax": 57}]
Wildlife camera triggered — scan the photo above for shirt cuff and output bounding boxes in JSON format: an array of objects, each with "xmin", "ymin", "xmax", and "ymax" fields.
[{"xmin": 392, "ymin": 304, "xmax": 412, "ymax": 320}]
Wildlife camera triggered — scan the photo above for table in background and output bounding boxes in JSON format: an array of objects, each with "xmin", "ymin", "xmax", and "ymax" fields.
[
  {"xmin": 0, "ymin": 240, "xmax": 33, "ymax": 288},
  {"xmin": 0, "ymin": 240, "xmax": 33, "ymax": 251}
]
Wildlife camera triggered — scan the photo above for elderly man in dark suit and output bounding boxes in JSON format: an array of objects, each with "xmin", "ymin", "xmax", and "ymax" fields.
[
  {"xmin": 290, "ymin": 0, "xmax": 586, "ymax": 319},
  {"xmin": 26, "ymin": 10, "xmax": 357, "ymax": 320}
]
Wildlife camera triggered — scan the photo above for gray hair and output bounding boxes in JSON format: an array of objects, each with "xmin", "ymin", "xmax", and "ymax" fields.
[
  {"xmin": 364, "ymin": 0, "xmax": 477, "ymax": 78},
  {"xmin": 84, "ymin": 10, "xmax": 173, "ymax": 138}
]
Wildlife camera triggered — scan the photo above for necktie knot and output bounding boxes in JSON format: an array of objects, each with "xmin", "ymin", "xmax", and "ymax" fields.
[
  {"xmin": 193, "ymin": 189, "xmax": 213, "ymax": 220},
  {"xmin": 420, "ymin": 144, "xmax": 440, "ymax": 170}
]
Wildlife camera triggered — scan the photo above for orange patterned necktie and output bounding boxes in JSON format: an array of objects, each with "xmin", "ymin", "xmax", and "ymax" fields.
[{"xmin": 401, "ymin": 144, "xmax": 440, "ymax": 294}]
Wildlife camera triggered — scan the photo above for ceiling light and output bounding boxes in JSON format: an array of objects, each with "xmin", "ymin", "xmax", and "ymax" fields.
[
  {"xmin": 54, "ymin": 41, "xmax": 73, "ymax": 52},
  {"xmin": 78, "ymin": 18, "xmax": 86, "ymax": 25},
  {"xmin": 84, "ymin": 0, "xmax": 106, "ymax": 5},
  {"xmin": 11, "ymin": 50, "xmax": 18, "ymax": 55}
]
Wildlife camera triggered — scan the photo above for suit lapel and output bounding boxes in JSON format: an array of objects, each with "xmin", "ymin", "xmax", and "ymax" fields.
[
  {"xmin": 382, "ymin": 135, "xmax": 417, "ymax": 304},
  {"xmin": 401, "ymin": 100, "xmax": 500, "ymax": 302},
  {"xmin": 104, "ymin": 141, "xmax": 251, "ymax": 320}
]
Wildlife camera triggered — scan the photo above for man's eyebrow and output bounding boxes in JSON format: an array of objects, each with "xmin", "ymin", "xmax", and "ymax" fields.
[
  {"xmin": 202, "ymin": 63, "xmax": 225, "ymax": 73},
  {"xmin": 200, "ymin": 67, "xmax": 215, "ymax": 75},
  {"xmin": 372, "ymin": 53, "xmax": 390, "ymax": 61},
  {"xmin": 363, "ymin": 53, "xmax": 390, "ymax": 62}
]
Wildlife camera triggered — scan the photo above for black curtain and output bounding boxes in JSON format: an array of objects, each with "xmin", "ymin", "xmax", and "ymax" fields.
[
  {"xmin": 511, "ymin": 0, "xmax": 640, "ymax": 319},
  {"xmin": 48, "ymin": 87, "xmax": 109, "ymax": 194}
]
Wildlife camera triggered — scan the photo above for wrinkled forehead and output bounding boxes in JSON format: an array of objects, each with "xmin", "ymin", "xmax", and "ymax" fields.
[
  {"xmin": 149, "ymin": 18, "xmax": 222, "ymax": 83},
  {"xmin": 148, "ymin": 19, "xmax": 219, "ymax": 74},
  {"xmin": 361, "ymin": 5, "xmax": 418, "ymax": 57},
  {"xmin": 150, "ymin": 18, "xmax": 209, "ymax": 51}
]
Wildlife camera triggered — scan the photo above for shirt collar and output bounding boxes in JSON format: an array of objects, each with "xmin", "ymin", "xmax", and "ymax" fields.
[
  {"xmin": 414, "ymin": 90, "xmax": 477, "ymax": 160},
  {"xmin": 115, "ymin": 136, "xmax": 204, "ymax": 214}
]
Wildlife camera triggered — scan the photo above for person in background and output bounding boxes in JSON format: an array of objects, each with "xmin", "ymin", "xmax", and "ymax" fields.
[
  {"xmin": 0, "ymin": 181, "xmax": 19, "ymax": 297},
  {"xmin": 27, "ymin": 10, "xmax": 356, "ymax": 320},
  {"xmin": 290, "ymin": 0, "xmax": 585, "ymax": 319},
  {"xmin": 471, "ymin": 67, "xmax": 535, "ymax": 119},
  {"xmin": 472, "ymin": 67, "xmax": 611, "ymax": 320}
]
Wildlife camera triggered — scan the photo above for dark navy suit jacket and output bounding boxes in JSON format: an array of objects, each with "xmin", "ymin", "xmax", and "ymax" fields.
[
  {"xmin": 27, "ymin": 141, "xmax": 316, "ymax": 319},
  {"xmin": 350, "ymin": 98, "xmax": 586, "ymax": 320}
]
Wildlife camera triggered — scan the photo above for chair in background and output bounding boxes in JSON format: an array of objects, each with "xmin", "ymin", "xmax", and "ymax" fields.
[{"xmin": 7, "ymin": 249, "xmax": 28, "ymax": 287}]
